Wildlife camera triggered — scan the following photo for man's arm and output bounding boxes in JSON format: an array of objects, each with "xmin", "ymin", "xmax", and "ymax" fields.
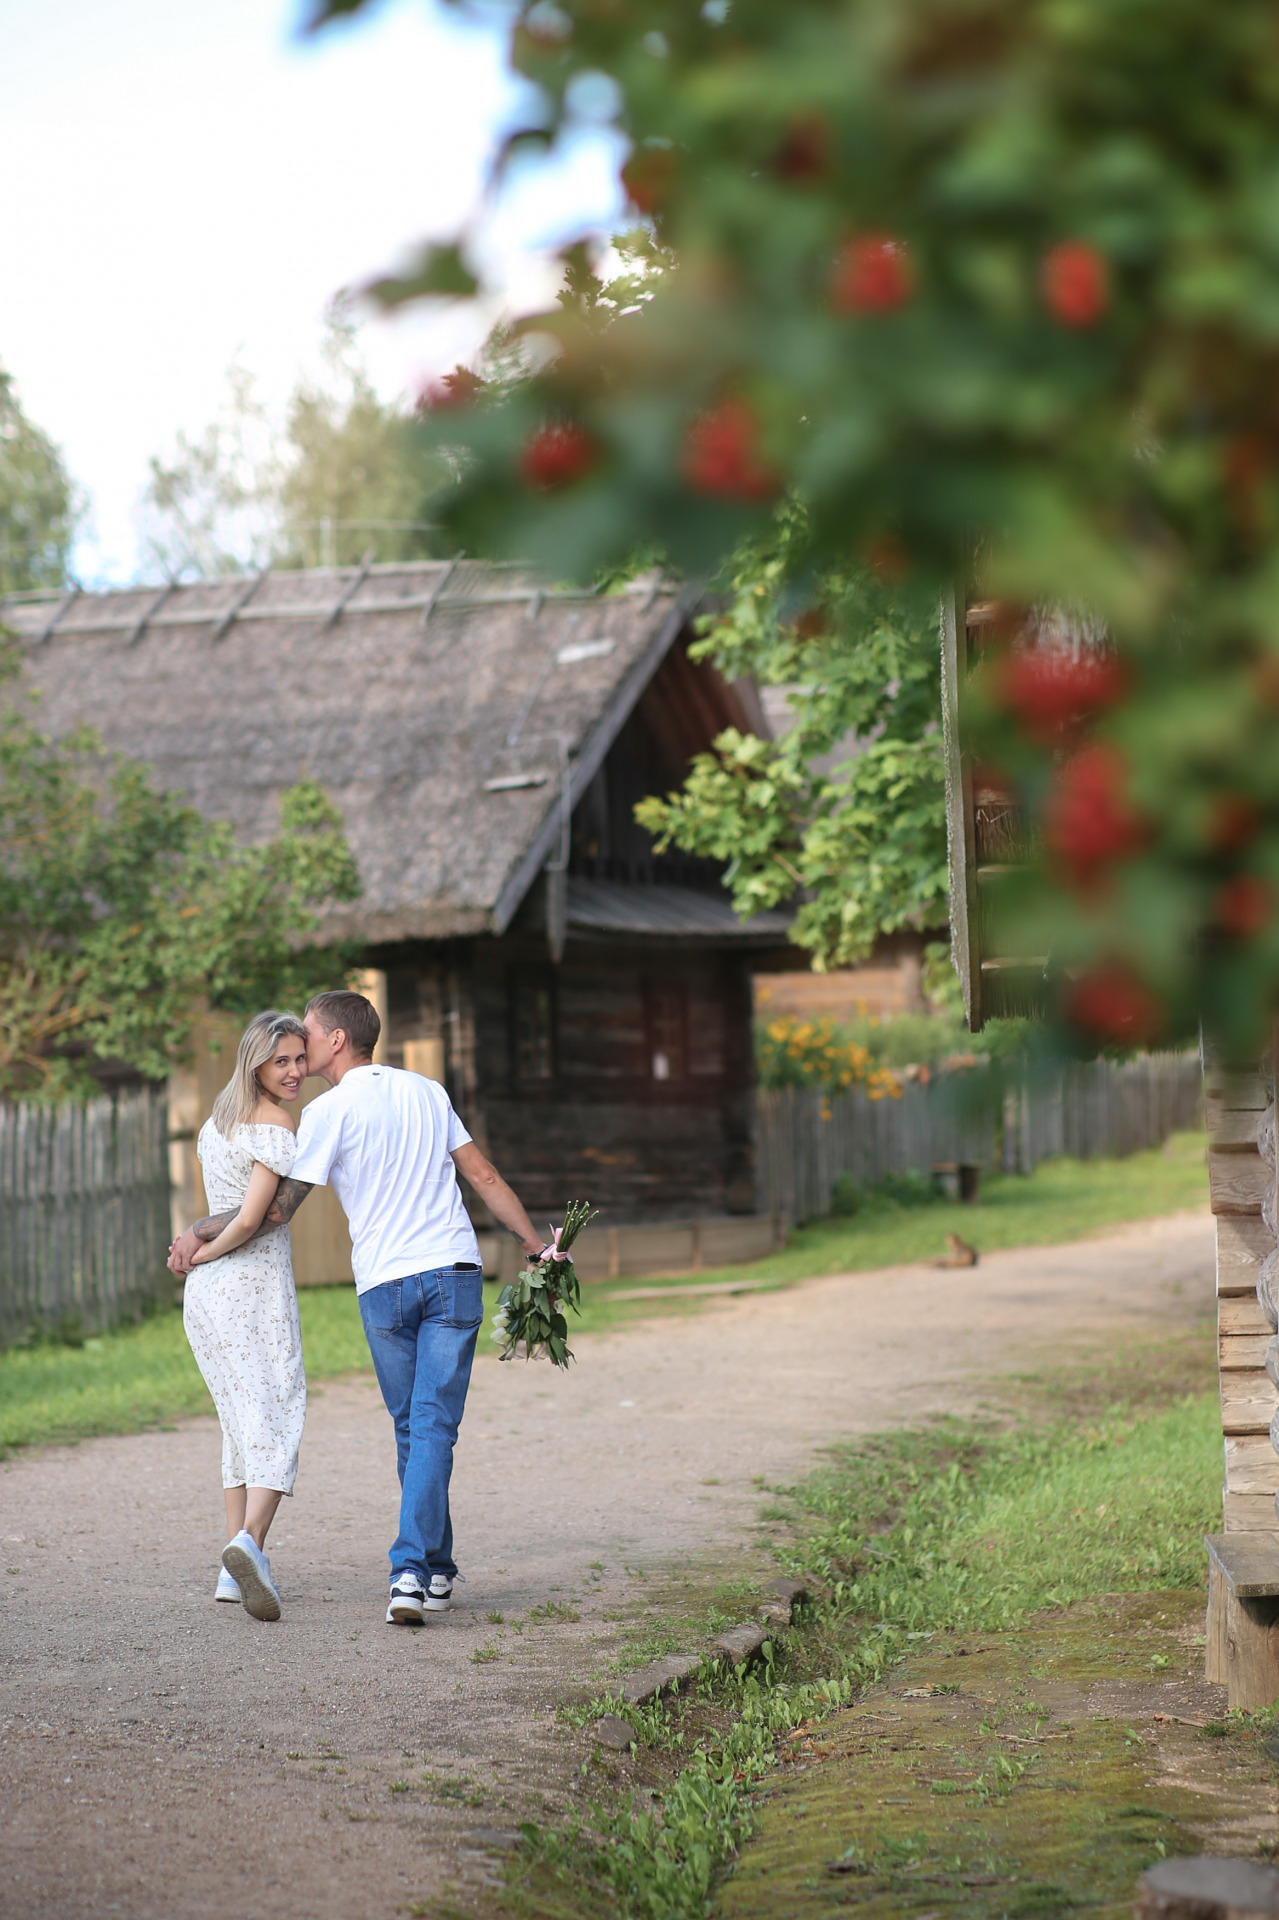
[
  {"xmin": 450, "ymin": 1143, "xmax": 545, "ymax": 1257},
  {"xmin": 168, "ymin": 1178, "xmax": 315, "ymax": 1274}
]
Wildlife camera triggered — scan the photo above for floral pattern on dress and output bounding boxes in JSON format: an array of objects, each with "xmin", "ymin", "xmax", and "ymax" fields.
[{"xmin": 183, "ymin": 1120, "xmax": 306, "ymax": 1494}]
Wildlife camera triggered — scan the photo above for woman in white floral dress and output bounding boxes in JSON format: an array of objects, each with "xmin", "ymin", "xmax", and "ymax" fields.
[{"xmin": 182, "ymin": 1010, "xmax": 309, "ymax": 1622}]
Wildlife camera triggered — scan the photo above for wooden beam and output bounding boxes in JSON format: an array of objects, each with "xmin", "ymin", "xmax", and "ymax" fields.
[
  {"xmin": 1217, "ymin": 1215, "xmax": 1276, "ymax": 1292},
  {"xmin": 1220, "ymin": 1368, "xmax": 1279, "ymax": 1434},
  {"xmin": 1209, "ymin": 1149, "xmax": 1270, "ymax": 1214},
  {"xmin": 208, "ymin": 569, "xmax": 266, "ymax": 642},
  {"xmin": 1225, "ymin": 1435, "xmax": 1279, "ymax": 1494},
  {"xmin": 939, "ymin": 590, "xmax": 982, "ymax": 1031}
]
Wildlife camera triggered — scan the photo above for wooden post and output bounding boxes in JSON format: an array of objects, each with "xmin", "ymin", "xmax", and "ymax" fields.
[{"xmin": 1205, "ymin": 1535, "xmax": 1279, "ymax": 1710}]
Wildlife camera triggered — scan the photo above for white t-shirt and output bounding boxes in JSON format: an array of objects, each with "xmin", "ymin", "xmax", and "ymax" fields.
[{"xmin": 290, "ymin": 1064, "xmax": 481, "ymax": 1293}]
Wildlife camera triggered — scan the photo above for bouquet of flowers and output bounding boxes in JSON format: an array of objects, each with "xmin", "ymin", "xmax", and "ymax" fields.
[{"xmin": 490, "ymin": 1200, "xmax": 598, "ymax": 1369}]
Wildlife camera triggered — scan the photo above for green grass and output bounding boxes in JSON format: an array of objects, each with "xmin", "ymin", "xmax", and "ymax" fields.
[
  {"xmin": 566, "ymin": 1130, "xmax": 1208, "ymax": 1339},
  {"xmin": 499, "ymin": 1350, "xmax": 1225, "ymax": 1920},
  {"xmin": 0, "ymin": 1133, "xmax": 1206, "ymax": 1454},
  {"xmin": 0, "ymin": 1287, "xmax": 370, "ymax": 1455}
]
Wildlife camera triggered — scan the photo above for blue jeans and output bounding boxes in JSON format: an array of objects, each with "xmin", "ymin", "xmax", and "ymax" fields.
[{"xmin": 357, "ymin": 1265, "xmax": 483, "ymax": 1584}]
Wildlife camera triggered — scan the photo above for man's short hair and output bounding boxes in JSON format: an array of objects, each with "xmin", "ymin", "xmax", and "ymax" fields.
[{"xmin": 306, "ymin": 990, "xmax": 380, "ymax": 1060}]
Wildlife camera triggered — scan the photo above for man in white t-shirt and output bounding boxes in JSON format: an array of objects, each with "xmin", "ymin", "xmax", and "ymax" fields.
[{"xmin": 171, "ymin": 989, "xmax": 552, "ymax": 1626}]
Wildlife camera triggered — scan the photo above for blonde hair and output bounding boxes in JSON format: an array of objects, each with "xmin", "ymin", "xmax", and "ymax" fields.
[{"xmin": 210, "ymin": 1010, "xmax": 307, "ymax": 1141}]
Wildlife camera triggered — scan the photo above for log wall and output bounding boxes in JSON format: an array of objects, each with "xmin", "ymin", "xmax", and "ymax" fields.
[{"xmin": 1206, "ymin": 1054, "xmax": 1279, "ymax": 1532}]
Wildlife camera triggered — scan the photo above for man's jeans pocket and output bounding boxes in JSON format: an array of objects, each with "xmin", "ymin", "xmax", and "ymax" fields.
[
  {"xmin": 437, "ymin": 1265, "xmax": 483, "ymax": 1330},
  {"xmin": 360, "ymin": 1279, "xmax": 403, "ymax": 1337}
]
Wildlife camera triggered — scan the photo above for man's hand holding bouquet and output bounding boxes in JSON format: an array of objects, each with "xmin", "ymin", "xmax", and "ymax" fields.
[{"xmin": 490, "ymin": 1200, "xmax": 597, "ymax": 1369}]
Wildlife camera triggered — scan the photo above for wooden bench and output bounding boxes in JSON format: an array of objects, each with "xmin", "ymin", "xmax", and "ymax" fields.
[{"xmin": 1205, "ymin": 1532, "xmax": 1279, "ymax": 1709}]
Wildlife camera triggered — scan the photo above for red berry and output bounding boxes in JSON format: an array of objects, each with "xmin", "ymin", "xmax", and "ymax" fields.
[
  {"xmin": 830, "ymin": 234, "xmax": 913, "ymax": 314},
  {"xmin": 773, "ymin": 113, "xmax": 831, "ymax": 184},
  {"xmin": 1064, "ymin": 964, "xmax": 1163, "ymax": 1047},
  {"xmin": 521, "ymin": 423, "xmax": 596, "ymax": 490},
  {"xmin": 998, "ymin": 648, "xmax": 1126, "ymax": 742},
  {"xmin": 621, "ymin": 147, "xmax": 676, "ymax": 214},
  {"xmin": 1041, "ymin": 242, "xmax": 1110, "ymax": 327},
  {"xmin": 1043, "ymin": 744, "xmax": 1146, "ymax": 885},
  {"xmin": 1213, "ymin": 874, "xmax": 1273, "ymax": 938},
  {"xmin": 682, "ymin": 400, "xmax": 777, "ymax": 502}
]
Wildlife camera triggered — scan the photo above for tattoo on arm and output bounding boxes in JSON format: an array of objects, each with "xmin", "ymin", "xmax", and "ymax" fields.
[
  {"xmin": 193, "ymin": 1210, "xmax": 236, "ymax": 1243},
  {"xmin": 262, "ymin": 1177, "xmax": 314, "ymax": 1229}
]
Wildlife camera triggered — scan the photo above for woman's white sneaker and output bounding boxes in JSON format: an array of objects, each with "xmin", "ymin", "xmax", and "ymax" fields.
[
  {"xmin": 221, "ymin": 1530, "xmax": 281, "ymax": 1622},
  {"xmin": 215, "ymin": 1565, "xmax": 241, "ymax": 1603},
  {"xmin": 386, "ymin": 1574, "xmax": 427, "ymax": 1625}
]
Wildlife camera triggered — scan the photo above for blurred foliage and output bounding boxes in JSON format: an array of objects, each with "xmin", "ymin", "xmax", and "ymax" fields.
[
  {"xmin": 0, "ymin": 365, "xmax": 78, "ymax": 593},
  {"xmin": 0, "ymin": 647, "xmax": 359, "ymax": 1098},
  {"xmin": 635, "ymin": 504, "xmax": 949, "ymax": 968},
  {"xmin": 141, "ymin": 310, "xmax": 451, "ymax": 577},
  {"xmin": 312, "ymin": 0, "xmax": 1279, "ymax": 1055}
]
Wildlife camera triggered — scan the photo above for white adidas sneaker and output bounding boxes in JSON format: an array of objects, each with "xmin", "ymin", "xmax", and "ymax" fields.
[
  {"xmin": 386, "ymin": 1574, "xmax": 428, "ymax": 1625},
  {"xmin": 425, "ymin": 1573, "xmax": 454, "ymax": 1612}
]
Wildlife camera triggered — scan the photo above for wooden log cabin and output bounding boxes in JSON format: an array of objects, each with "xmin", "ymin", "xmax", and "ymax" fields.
[
  {"xmin": 1, "ymin": 563, "xmax": 796, "ymax": 1282},
  {"xmin": 942, "ymin": 594, "xmax": 1279, "ymax": 1710}
]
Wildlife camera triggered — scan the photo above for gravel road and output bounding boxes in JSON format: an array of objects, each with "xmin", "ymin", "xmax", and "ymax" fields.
[{"xmin": 0, "ymin": 1210, "xmax": 1214, "ymax": 1920}]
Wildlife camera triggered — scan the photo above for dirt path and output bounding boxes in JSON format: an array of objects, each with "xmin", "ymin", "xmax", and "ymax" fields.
[{"xmin": 0, "ymin": 1211, "xmax": 1215, "ymax": 1920}]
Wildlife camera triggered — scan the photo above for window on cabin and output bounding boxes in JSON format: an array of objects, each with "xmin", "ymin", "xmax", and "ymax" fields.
[
  {"xmin": 513, "ymin": 979, "xmax": 555, "ymax": 1081},
  {"xmin": 646, "ymin": 982, "xmax": 687, "ymax": 1082}
]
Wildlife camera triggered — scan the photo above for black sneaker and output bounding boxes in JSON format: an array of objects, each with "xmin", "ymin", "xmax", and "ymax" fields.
[{"xmin": 386, "ymin": 1574, "xmax": 428, "ymax": 1625}]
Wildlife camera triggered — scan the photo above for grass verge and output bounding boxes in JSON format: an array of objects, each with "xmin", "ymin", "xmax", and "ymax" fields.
[
  {"xmin": 0, "ymin": 1287, "xmax": 370, "ymax": 1454},
  {"xmin": 0, "ymin": 1133, "xmax": 1206, "ymax": 1453},
  {"xmin": 566, "ymin": 1132, "xmax": 1208, "ymax": 1341},
  {"xmin": 497, "ymin": 1333, "xmax": 1238, "ymax": 1920}
]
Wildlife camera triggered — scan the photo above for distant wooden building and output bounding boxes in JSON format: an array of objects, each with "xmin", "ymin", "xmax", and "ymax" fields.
[{"xmin": 2, "ymin": 563, "xmax": 794, "ymax": 1275}]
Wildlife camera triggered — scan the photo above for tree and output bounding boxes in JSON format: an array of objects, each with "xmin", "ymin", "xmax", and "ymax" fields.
[
  {"xmin": 314, "ymin": 0, "xmax": 1279, "ymax": 1056},
  {"xmin": 0, "ymin": 648, "xmax": 360, "ymax": 1099},
  {"xmin": 634, "ymin": 508, "xmax": 948, "ymax": 968},
  {"xmin": 141, "ymin": 313, "xmax": 448, "ymax": 578},
  {"xmin": 0, "ymin": 365, "xmax": 78, "ymax": 593}
]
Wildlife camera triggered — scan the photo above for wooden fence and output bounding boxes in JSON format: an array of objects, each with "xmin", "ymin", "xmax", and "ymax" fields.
[
  {"xmin": 757, "ymin": 1050, "xmax": 1203, "ymax": 1224},
  {"xmin": 0, "ymin": 1086, "xmax": 172, "ymax": 1347},
  {"xmin": 1000, "ymin": 1051, "xmax": 1203, "ymax": 1174},
  {"xmin": 756, "ymin": 1070, "xmax": 999, "ymax": 1225}
]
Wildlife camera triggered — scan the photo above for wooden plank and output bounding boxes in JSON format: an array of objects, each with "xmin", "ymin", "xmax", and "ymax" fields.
[
  {"xmin": 1207, "ymin": 1557, "xmax": 1228, "ymax": 1677},
  {"xmin": 1221, "ymin": 1333, "xmax": 1273, "ymax": 1371},
  {"xmin": 1217, "ymin": 1214, "xmax": 1276, "ymax": 1291},
  {"xmin": 1221, "ymin": 1293, "xmax": 1273, "ymax": 1336},
  {"xmin": 1225, "ymin": 1436, "xmax": 1279, "ymax": 1494},
  {"xmin": 1222, "ymin": 1370, "xmax": 1279, "ymax": 1434},
  {"xmin": 1206, "ymin": 1529, "xmax": 1279, "ymax": 1596},
  {"xmin": 1209, "ymin": 1149, "xmax": 1270, "ymax": 1215},
  {"xmin": 939, "ymin": 590, "xmax": 982, "ymax": 1031},
  {"xmin": 1203, "ymin": 1069, "xmax": 1268, "ymax": 1108},
  {"xmin": 1209, "ymin": 1111, "xmax": 1263, "ymax": 1151},
  {"xmin": 1225, "ymin": 1491, "xmax": 1279, "ymax": 1531}
]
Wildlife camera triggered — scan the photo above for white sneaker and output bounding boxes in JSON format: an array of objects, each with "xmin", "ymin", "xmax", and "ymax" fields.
[
  {"xmin": 387, "ymin": 1574, "xmax": 427, "ymax": 1625},
  {"xmin": 215, "ymin": 1565, "xmax": 241, "ymax": 1603},
  {"xmin": 425, "ymin": 1573, "xmax": 454, "ymax": 1612},
  {"xmin": 221, "ymin": 1530, "xmax": 281, "ymax": 1622}
]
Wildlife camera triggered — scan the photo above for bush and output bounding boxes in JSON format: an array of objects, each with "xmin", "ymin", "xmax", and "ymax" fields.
[{"xmin": 828, "ymin": 1167, "xmax": 940, "ymax": 1219}]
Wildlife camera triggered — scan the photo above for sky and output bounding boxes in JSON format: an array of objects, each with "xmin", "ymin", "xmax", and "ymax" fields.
[{"xmin": 0, "ymin": 0, "xmax": 624, "ymax": 583}]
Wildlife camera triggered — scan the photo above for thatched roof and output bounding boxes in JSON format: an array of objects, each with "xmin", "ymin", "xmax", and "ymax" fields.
[{"xmin": 0, "ymin": 561, "xmax": 741, "ymax": 944}]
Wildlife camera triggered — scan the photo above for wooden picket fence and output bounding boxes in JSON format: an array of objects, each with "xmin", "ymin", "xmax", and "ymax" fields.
[
  {"xmin": 0, "ymin": 1086, "xmax": 172, "ymax": 1348},
  {"xmin": 1000, "ymin": 1050, "xmax": 1203, "ymax": 1174},
  {"xmin": 756, "ymin": 1050, "xmax": 1203, "ymax": 1224}
]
